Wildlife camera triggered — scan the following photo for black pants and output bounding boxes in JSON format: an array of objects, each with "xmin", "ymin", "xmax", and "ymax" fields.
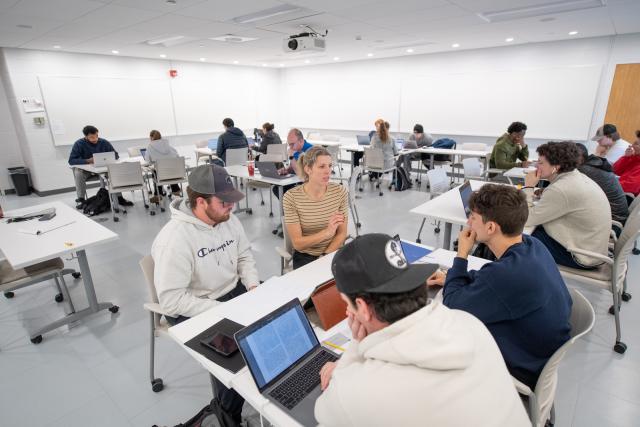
[
  {"xmin": 292, "ymin": 251, "xmax": 319, "ymax": 270},
  {"xmin": 166, "ymin": 281, "xmax": 247, "ymax": 422},
  {"xmin": 352, "ymin": 151, "xmax": 364, "ymax": 167},
  {"xmin": 532, "ymin": 226, "xmax": 596, "ymax": 270}
]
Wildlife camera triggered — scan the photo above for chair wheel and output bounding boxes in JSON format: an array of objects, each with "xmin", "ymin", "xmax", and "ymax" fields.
[
  {"xmin": 379, "ymin": 192, "xmax": 383, "ymax": 196},
  {"xmin": 123, "ymin": 210, "xmax": 127, "ymax": 215},
  {"xmin": 113, "ymin": 217, "xmax": 119, "ymax": 222},
  {"xmin": 4, "ymin": 291, "xmax": 15, "ymax": 299},
  {"xmin": 416, "ymin": 239, "xmax": 421, "ymax": 243},
  {"xmin": 150, "ymin": 211, "xmax": 156, "ymax": 216},
  {"xmin": 71, "ymin": 272, "xmax": 81, "ymax": 279},
  {"xmin": 114, "ymin": 208, "xmax": 120, "ymax": 213},
  {"xmin": 261, "ymin": 201, "xmax": 265, "ymax": 206},
  {"xmin": 272, "ymin": 229, "xmax": 278, "ymax": 235},
  {"xmin": 109, "ymin": 305, "xmax": 119, "ymax": 313},
  {"xmin": 434, "ymin": 228, "xmax": 440, "ymax": 233},
  {"xmin": 31, "ymin": 335, "xmax": 43, "ymax": 344},
  {"xmin": 614, "ymin": 341, "xmax": 627, "ymax": 354},
  {"xmin": 247, "ymin": 209, "xmax": 253, "ymax": 215},
  {"xmin": 622, "ymin": 292, "xmax": 632, "ymax": 302},
  {"xmin": 359, "ymin": 188, "xmax": 363, "ymax": 192},
  {"xmin": 151, "ymin": 378, "xmax": 164, "ymax": 393},
  {"xmin": 357, "ymin": 223, "xmax": 362, "ymax": 228},
  {"xmin": 633, "ymin": 248, "xmax": 640, "ymax": 255},
  {"xmin": 55, "ymin": 293, "xmax": 64, "ymax": 303},
  {"xmin": 269, "ymin": 213, "xmax": 274, "ymax": 217},
  {"xmin": 160, "ymin": 208, "xmax": 165, "ymax": 212},
  {"xmin": 144, "ymin": 204, "xmax": 149, "ymax": 209}
]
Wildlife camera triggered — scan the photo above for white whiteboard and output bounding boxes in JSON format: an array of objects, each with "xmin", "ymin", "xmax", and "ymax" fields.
[
  {"xmin": 38, "ymin": 75, "xmax": 176, "ymax": 146},
  {"xmin": 399, "ymin": 65, "xmax": 602, "ymax": 140}
]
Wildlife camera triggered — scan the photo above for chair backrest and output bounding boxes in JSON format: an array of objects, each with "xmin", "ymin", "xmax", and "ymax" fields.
[
  {"xmin": 462, "ymin": 157, "xmax": 483, "ymax": 178},
  {"xmin": 363, "ymin": 147, "xmax": 384, "ymax": 170},
  {"xmin": 307, "ymin": 131, "xmax": 321, "ymax": 140},
  {"xmin": 348, "ymin": 166, "xmax": 362, "ymax": 204},
  {"xmin": 611, "ymin": 208, "xmax": 640, "ymax": 285},
  {"xmin": 426, "ymin": 168, "xmax": 450, "ymax": 197},
  {"xmin": 460, "ymin": 142, "xmax": 487, "ymax": 152},
  {"xmin": 281, "ymin": 218, "xmax": 294, "ymax": 257},
  {"xmin": 533, "ymin": 288, "xmax": 594, "ymax": 426},
  {"xmin": 139, "ymin": 255, "xmax": 159, "ymax": 304},
  {"xmin": 325, "ymin": 145, "xmax": 340, "ymax": 165},
  {"xmin": 628, "ymin": 195, "xmax": 640, "ymax": 216},
  {"xmin": 155, "ymin": 157, "xmax": 186, "ymax": 182},
  {"xmin": 322, "ymin": 135, "xmax": 340, "ymax": 142},
  {"xmin": 195, "ymin": 139, "xmax": 209, "ymax": 149},
  {"xmin": 225, "ymin": 147, "xmax": 248, "ymax": 166},
  {"xmin": 259, "ymin": 154, "xmax": 282, "ymax": 163},
  {"xmin": 266, "ymin": 143, "xmax": 287, "ymax": 161},
  {"xmin": 127, "ymin": 146, "xmax": 144, "ymax": 157},
  {"xmin": 107, "ymin": 162, "xmax": 144, "ymax": 189}
]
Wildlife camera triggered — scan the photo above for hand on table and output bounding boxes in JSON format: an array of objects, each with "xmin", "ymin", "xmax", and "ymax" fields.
[
  {"xmin": 86, "ymin": 158, "xmax": 94, "ymax": 164},
  {"xmin": 426, "ymin": 269, "xmax": 446, "ymax": 287},
  {"xmin": 320, "ymin": 361, "xmax": 337, "ymax": 391},
  {"xmin": 521, "ymin": 160, "xmax": 531, "ymax": 168}
]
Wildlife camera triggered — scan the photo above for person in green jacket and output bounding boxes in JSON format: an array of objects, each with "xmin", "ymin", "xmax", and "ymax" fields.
[{"xmin": 490, "ymin": 122, "xmax": 531, "ymax": 169}]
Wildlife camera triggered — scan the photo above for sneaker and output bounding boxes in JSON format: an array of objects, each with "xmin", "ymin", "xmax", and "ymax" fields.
[
  {"xmin": 118, "ymin": 196, "xmax": 134, "ymax": 206},
  {"xmin": 75, "ymin": 198, "xmax": 86, "ymax": 210},
  {"xmin": 149, "ymin": 195, "xmax": 161, "ymax": 204}
]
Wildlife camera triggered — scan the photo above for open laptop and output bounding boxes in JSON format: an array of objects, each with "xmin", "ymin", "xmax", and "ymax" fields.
[
  {"xmin": 356, "ymin": 135, "xmax": 370, "ymax": 145},
  {"xmin": 235, "ymin": 298, "xmax": 339, "ymax": 426},
  {"xmin": 256, "ymin": 161, "xmax": 292, "ymax": 179},
  {"xmin": 93, "ymin": 151, "xmax": 116, "ymax": 167},
  {"xmin": 459, "ymin": 180, "xmax": 473, "ymax": 218},
  {"xmin": 139, "ymin": 148, "xmax": 147, "ymax": 159},
  {"xmin": 208, "ymin": 138, "xmax": 218, "ymax": 150}
]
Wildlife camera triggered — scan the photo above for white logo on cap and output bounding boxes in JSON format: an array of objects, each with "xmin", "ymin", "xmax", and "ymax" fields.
[
  {"xmin": 225, "ymin": 176, "xmax": 232, "ymax": 185},
  {"xmin": 385, "ymin": 240, "xmax": 407, "ymax": 269}
]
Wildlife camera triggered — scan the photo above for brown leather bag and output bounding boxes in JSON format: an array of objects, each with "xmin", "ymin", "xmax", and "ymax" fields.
[{"xmin": 305, "ymin": 279, "xmax": 348, "ymax": 330}]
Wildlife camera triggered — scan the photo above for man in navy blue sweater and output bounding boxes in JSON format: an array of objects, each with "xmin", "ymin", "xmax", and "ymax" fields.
[
  {"xmin": 68, "ymin": 125, "xmax": 132, "ymax": 209},
  {"xmin": 427, "ymin": 184, "xmax": 572, "ymax": 390}
]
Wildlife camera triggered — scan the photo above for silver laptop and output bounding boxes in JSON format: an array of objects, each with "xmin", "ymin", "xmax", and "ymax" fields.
[
  {"xmin": 93, "ymin": 152, "xmax": 116, "ymax": 167},
  {"xmin": 256, "ymin": 161, "xmax": 292, "ymax": 179},
  {"xmin": 356, "ymin": 135, "xmax": 370, "ymax": 145},
  {"xmin": 235, "ymin": 299, "xmax": 339, "ymax": 426},
  {"xmin": 459, "ymin": 180, "xmax": 473, "ymax": 218}
]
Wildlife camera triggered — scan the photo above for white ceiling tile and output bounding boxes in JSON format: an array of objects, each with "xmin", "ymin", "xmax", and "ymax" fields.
[
  {"xmin": 174, "ymin": 0, "xmax": 284, "ymax": 22},
  {"xmin": 287, "ymin": 0, "xmax": 383, "ymax": 13},
  {"xmin": 259, "ymin": 13, "xmax": 351, "ymax": 35},
  {"xmin": 9, "ymin": 0, "xmax": 104, "ymax": 21},
  {"xmin": 608, "ymin": 0, "xmax": 640, "ymax": 34},
  {"xmin": 132, "ymin": 13, "xmax": 211, "ymax": 34},
  {"xmin": 111, "ymin": 0, "xmax": 208, "ymax": 13},
  {"xmin": 0, "ymin": 13, "xmax": 65, "ymax": 35}
]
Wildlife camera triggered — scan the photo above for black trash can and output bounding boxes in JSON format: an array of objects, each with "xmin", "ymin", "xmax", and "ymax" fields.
[{"xmin": 8, "ymin": 167, "xmax": 31, "ymax": 196}]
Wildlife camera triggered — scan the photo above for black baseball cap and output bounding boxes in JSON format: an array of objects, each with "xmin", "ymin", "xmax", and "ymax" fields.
[
  {"xmin": 187, "ymin": 164, "xmax": 244, "ymax": 203},
  {"xmin": 331, "ymin": 234, "xmax": 439, "ymax": 294}
]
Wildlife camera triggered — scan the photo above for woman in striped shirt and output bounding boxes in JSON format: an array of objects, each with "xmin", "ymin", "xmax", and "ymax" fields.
[{"xmin": 283, "ymin": 146, "xmax": 349, "ymax": 269}]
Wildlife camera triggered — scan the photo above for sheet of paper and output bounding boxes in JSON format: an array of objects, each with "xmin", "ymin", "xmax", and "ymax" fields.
[{"xmin": 424, "ymin": 249, "xmax": 490, "ymax": 271}]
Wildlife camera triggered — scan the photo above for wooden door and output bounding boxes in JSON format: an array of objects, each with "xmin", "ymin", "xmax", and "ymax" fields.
[{"xmin": 605, "ymin": 63, "xmax": 640, "ymax": 142}]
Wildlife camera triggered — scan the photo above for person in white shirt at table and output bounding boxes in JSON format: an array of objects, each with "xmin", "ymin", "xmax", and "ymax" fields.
[
  {"xmin": 315, "ymin": 233, "xmax": 529, "ymax": 427},
  {"xmin": 592, "ymin": 123, "xmax": 630, "ymax": 164}
]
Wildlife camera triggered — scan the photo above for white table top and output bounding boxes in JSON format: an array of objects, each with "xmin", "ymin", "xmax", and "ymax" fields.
[
  {"xmin": 414, "ymin": 147, "xmax": 492, "ymax": 157},
  {"xmin": 70, "ymin": 156, "xmax": 147, "ymax": 175},
  {"xmin": 0, "ymin": 201, "xmax": 119, "ymax": 269},
  {"xmin": 410, "ymin": 179, "xmax": 486, "ymax": 225},
  {"xmin": 225, "ymin": 165, "xmax": 301, "ymax": 187},
  {"xmin": 504, "ymin": 166, "xmax": 537, "ymax": 178},
  {"xmin": 307, "ymin": 139, "xmax": 342, "ymax": 147}
]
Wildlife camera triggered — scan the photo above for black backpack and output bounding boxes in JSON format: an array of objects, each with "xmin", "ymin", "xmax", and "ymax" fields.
[
  {"xmin": 394, "ymin": 166, "xmax": 412, "ymax": 191},
  {"xmin": 82, "ymin": 188, "xmax": 111, "ymax": 216},
  {"xmin": 165, "ymin": 398, "xmax": 238, "ymax": 427}
]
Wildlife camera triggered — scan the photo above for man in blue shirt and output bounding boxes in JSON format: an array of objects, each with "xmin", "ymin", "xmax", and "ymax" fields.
[
  {"xmin": 272, "ymin": 128, "xmax": 312, "ymax": 199},
  {"xmin": 428, "ymin": 184, "xmax": 572, "ymax": 390},
  {"xmin": 68, "ymin": 125, "xmax": 132, "ymax": 209}
]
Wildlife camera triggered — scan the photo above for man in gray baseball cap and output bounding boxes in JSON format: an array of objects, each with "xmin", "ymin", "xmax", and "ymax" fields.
[{"xmin": 151, "ymin": 163, "xmax": 259, "ymax": 424}]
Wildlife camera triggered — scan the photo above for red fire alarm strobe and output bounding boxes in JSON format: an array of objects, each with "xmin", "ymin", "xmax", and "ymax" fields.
[{"xmin": 169, "ymin": 69, "xmax": 177, "ymax": 78}]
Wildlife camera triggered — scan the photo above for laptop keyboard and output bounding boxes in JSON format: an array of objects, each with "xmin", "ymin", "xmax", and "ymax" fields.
[{"xmin": 268, "ymin": 350, "xmax": 338, "ymax": 410}]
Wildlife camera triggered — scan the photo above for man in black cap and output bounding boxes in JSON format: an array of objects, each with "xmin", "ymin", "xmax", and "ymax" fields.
[
  {"xmin": 151, "ymin": 163, "xmax": 259, "ymax": 425},
  {"xmin": 592, "ymin": 123, "xmax": 630, "ymax": 164},
  {"xmin": 314, "ymin": 233, "xmax": 529, "ymax": 426}
]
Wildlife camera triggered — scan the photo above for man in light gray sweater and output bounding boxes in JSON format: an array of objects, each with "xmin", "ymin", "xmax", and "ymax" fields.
[{"xmin": 524, "ymin": 141, "xmax": 611, "ymax": 269}]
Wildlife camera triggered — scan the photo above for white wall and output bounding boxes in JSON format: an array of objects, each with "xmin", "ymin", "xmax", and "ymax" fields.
[
  {"xmin": 0, "ymin": 48, "xmax": 281, "ymax": 193},
  {"xmin": 0, "ymin": 66, "xmax": 24, "ymax": 193}
]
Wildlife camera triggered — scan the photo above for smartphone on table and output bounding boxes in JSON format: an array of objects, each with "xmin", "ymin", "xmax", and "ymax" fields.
[{"xmin": 200, "ymin": 332, "xmax": 239, "ymax": 357}]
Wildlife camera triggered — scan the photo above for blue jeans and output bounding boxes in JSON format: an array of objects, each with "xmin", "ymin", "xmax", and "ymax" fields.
[
  {"xmin": 166, "ymin": 281, "xmax": 247, "ymax": 423},
  {"xmin": 531, "ymin": 226, "xmax": 596, "ymax": 270}
]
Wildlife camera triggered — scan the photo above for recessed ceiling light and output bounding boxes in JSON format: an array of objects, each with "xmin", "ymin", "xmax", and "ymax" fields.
[
  {"xmin": 406, "ymin": 48, "xmax": 414, "ymax": 53},
  {"xmin": 569, "ymin": 31, "xmax": 578, "ymax": 35},
  {"xmin": 505, "ymin": 37, "xmax": 514, "ymax": 42},
  {"xmin": 452, "ymin": 43, "xmax": 460, "ymax": 48},
  {"xmin": 159, "ymin": 54, "xmax": 167, "ymax": 58},
  {"xmin": 279, "ymin": 63, "xmax": 284, "ymax": 67},
  {"xmin": 262, "ymin": 63, "xmax": 268, "ymax": 67},
  {"xmin": 53, "ymin": 45, "xmax": 61, "ymax": 49},
  {"xmin": 233, "ymin": 60, "xmax": 239, "ymax": 64},
  {"xmin": 111, "ymin": 50, "xmax": 119, "ymax": 54},
  {"xmin": 367, "ymin": 53, "xmax": 374, "ymax": 57},
  {"xmin": 304, "ymin": 59, "xmax": 311, "ymax": 64},
  {"xmin": 333, "ymin": 56, "xmax": 340, "ymax": 61},
  {"xmin": 199, "ymin": 57, "xmax": 206, "ymax": 61}
]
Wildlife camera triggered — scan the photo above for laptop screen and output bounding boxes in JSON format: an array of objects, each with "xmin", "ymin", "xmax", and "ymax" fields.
[
  {"xmin": 139, "ymin": 148, "xmax": 147, "ymax": 158},
  {"xmin": 357, "ymin": 135, "xmax": 370, "ymax": 145},
  {"xmin": 236, "ymin": 299, "xmax": 318, "ymax": 392},
  {"xmin": 459, "ymin": 181, "xmax": 473, "ymax": 218},
  {"xmin": 208, "ymin": 138, "xmax": 218, "ymax": 150}
]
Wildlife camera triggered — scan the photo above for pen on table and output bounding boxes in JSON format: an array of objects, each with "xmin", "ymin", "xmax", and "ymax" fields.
[{"xmin": 322, "ymin": 340, "xmax": 346, "ymax": 352}]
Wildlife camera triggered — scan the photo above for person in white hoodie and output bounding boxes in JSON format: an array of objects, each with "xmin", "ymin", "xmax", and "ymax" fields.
[
  {"xmin": 314, "ymin": 233, "xmax": 529, "ymax": 427},
  {"xmin": 151, "ymin": 163, "xmax": 259, "ymax": 425},
  {"xmin": 145, "ymin": 129, "xmax": 181, "ymax": 203}
]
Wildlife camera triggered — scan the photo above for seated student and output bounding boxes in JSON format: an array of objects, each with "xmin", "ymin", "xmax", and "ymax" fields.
[
  {"xmin": 254, "ymin": 122, "xmax": 282, "ymax": 155},
  {"xmin": 613, "ymin": 130, "xmax": 640, "ymax": 196},
  {"xmin": 396, "ymin": 123, "xmax": 434, "ymax": 171},
  {"xmin": 351, "ymin": 130, "xmax": 376, "ymax": 168},
  {"xmin": 427, "ymin": 184, "xmax": 572, "ymax": 390},
  {"xmin": 525, "ymin": 141, "xmax": 611, "ymax": 269},
  {"xmin": 216, "ymin": 117, "xmax": 248, "ymax": 164},
  {"xmin": 283, "ymin": 146, "xmax": 348, "ymax": 269},
  {"xmin": 368, "ymin": 119, "xmax": 397, "ymax": 180},
  {"xmin": 315, "ymin": 233, "xmax": 530, "ymax": 427},
  {"xmin": 145, "ymin": 129, "xmax": 181, "ymax": 203},
  {"xmin": 576, "ymin": 143, "xmax": 628, "ymax": 225},
  {"xmin": 68, "ymin": 125, "xmax": 132, "ymax": 209},
  {"xmin": 151, "ymin": 164, "xmax": 259, "ymax": 425},
  {"xmin": 592, "ymin": 124, "xmax": 630, "ymax": 165},
  {"xmin": 272, "ymin": 128, "xmax": 313, "ymax": 199},
  {"xmin": 489, "ymin": 121, "xmax": 530, "ymax": 169}
]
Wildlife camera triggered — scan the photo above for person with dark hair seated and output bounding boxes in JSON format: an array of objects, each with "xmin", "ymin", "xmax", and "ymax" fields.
[
  {"xmin": 591, "ymin": 123, "xmax": 630, "ymax": 164},
  {"xmin": 576, "ymin": 143, "xmax": 628, "ymax": 225},
  {"xmin": 397, "ymin": 123, "xmax": 434, "ymax": 171},
  {"xmin": 216, "ymin": 117, "xmax": 248, "ymax": 164},
  {"xmin": 524, "ymin": 141, "xmax": 611, "ymax": 269},
  {"xmin": 315, "ymin": 234, "xmax": 529, "ymax": 426},
  {"xmin": 254, "ymin": 122, "xmax": 282, "ymax": 155},
  {"xmin": 428, "ymin": 184, "xmax": 572, "ymax": 390},
  {"xmin": 489, "ymin": 121, "xmax": 530, "ymax": 169},
  {"xmin": 613, "ymin": 130, "xmax": 640, "ymax": 197},
  {"xmin": 68, "ymin": 125, "xmax": 132, "ymax": 209}
]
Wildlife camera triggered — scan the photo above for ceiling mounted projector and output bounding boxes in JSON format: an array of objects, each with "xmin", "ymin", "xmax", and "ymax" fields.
[{"xmin": 283, "ymin": 29, "xmax": 327, "ymax": 53}]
